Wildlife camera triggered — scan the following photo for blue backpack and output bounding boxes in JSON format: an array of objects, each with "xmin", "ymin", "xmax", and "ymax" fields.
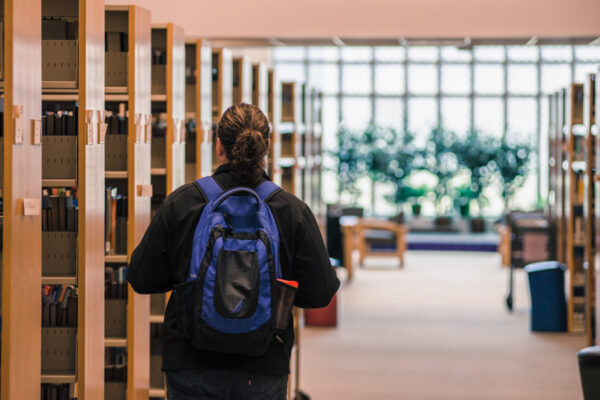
[{"xmin": 172, "ymin": 176, "xmax": 284, "ymax": 355}]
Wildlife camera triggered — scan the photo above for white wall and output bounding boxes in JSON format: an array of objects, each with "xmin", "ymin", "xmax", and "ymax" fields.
[{"xmin": 107, "ymin": 0, "xmax": 600, "ymax": 39}]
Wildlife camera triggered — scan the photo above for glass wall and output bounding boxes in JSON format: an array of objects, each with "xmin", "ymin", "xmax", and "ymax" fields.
[{"xmin": 274, "ymin": 45, "xmax": 600, "ymax": 216}]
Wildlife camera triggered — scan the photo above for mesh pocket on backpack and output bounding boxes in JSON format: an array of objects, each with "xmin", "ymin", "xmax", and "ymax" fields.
[{"xmin": 214, "ymin": 249, "xmax": 260, "ymax": 319}]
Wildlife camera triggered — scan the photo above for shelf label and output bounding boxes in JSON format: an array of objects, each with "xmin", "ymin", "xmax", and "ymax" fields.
[
  {"xmin": 145, "ymin": 117, "xmax": 152, "ymax": 143},
  {"xmin": 32, "ymin": 119, "xmax": 42, "ymax": 145},
  {"xmin": 14, "ymin": 105, "xmax": 24, "ymax": 144},
  {"xmin": 22, "ymin": 198, "xmax": 41, "ymax": 216},
  {"xmin": 137, "ymin": 184, "xmax": 153, "ymax": 197},
  {"xmin": 99, "ymin": 123, "xmax": 108, "ymax": 144}
]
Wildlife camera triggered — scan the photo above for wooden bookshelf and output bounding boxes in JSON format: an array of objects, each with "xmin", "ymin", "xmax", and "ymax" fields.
[
  {"xmin": 556, "ymin": 89, "xmax": 568, "ymax": 265},
  {"xmin": 547, "ymin": 94, "xmax": 557, "ymax": 230},
  {"xmin": 267, "ymin": 68, "xmax": 282, "ymax": 185},
  {"xmin": 252, "ymin": 62, "xmax": 268, "ymax": 114},
  {"xmin": 149, "ymin": 22, "xmax": 186, "ymax": 398},
  {"xmin": 232, "ymin": 55, "xmax": 252, "ymax": 105},
  {"xmin": 566, "ymin": 82, "xmax": 586, "ymax": 334},
  {"xmin": 311, "ymin": 89, "xmax": 324, "ymax": 217},
  {"xmin": 211, "ymin": 47, "xmax": 232, "ymax": 171},
  {"xmin": 104, "ymin": 5, "xmax": 152, "ymax": 400},
  {"xmin": 280, "ymin": 82, "xmax": 301, "ymax": 196},
  {"xmin": 595, "ymin": 66, "xmax": 600, "ymax": 346},
  {"xmin": 184, "ymin": 38, "xmax": 212, "ymax": 182},
  {"xmin": 583, "ymin": 73, "xmax": 596, "ymax": 346},
  {"xmin": 300, "ymin": 83, "xmax": 311, "ymax": 202},
  {"xmin": 1, "ymin": 1, "xmax": 42, "ymax": 398}
]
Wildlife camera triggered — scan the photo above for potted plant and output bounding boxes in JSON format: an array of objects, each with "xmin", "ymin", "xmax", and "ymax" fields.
[
  {"xmin": 489, "ymin": 138, "xmax": 533, "ymax": 210},
  {"xmin": 334, "ymin": 125, "xmax": 367, "ymax": 203},
  {"xmin": 425, "ymin": 126, "xmax": 460, "ymax": 216},
  {"xmin": 452, "ymin": 130, "xmax": 496, "ymax": 232}
]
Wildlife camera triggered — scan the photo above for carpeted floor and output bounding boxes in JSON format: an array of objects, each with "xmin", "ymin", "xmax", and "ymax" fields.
[{"xmin": 298, "ymin": 252, "xmax": 585, "ymax": 400}]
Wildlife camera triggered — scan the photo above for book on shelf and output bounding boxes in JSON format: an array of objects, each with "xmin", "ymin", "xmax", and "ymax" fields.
[
  {"xmin": 105, "ymin": 187, "xmax": 127, "ymax": 255},
  {"xmin": 42, "ymin": 188, "xmax": 78, "ymax": 232},
  {"xmin": 41, "ymin": 284, "xmax": 77, "ymax": 328},
  {"xmin": 105, "ymin": 266, "xmax": 128, "ymax": 300},
  {"xmin": 105, "ymin": 347, "xmax": 127, "ymax": 381},
  {"xmin": 41, "ymin": 384, "xmax": 72, "ymax": 400}
]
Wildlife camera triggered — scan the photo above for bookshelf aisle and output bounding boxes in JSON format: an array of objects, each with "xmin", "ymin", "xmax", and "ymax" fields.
[
  {"xmin": 39, "ymin": 0, "xmax": 106, "ymax": 399},
  {"xmin": 1, "ymin": 0, "xmax": 42, "ymax": 399},
  {"xmin": 583, "ymin": 74, "xmax": 596, "ymax": 346},
  {"xmin": 148, "ymin": 22, "xmax": 186, "ymax": 399},
  {"xmin": 184, "ymin": 39, "xmax": 212, "ymax": 183},
  {"xmin": 566, "ymin": 82, "xmax": 586, "ymax": 334},
  {"xmin": 104, "ymin": 5, "xmax": 152, "ymax": 400},
  {"xmin": 232, "ymin": 55, "xmax": 252, "ymax": 105},
  {"xmin": 210, "ymin": 47, "xmax": 232, "ymax": 172},
  {"xmin": 267, "ymin": 68, "xmax": 282, "ymax": 185}
]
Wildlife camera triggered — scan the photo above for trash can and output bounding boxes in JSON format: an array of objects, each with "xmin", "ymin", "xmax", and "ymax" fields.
[
  {"xmin": 578, "ymin": 346, "xmax": 600, "ymax": 399},
  {"xmin": 524, "ymin": 261, "xmax": 567, "ymax": 332}
]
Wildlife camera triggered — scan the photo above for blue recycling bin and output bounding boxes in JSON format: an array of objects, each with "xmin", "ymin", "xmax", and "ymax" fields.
[{"xmin": 525, "ymin": 261, "xmax": 567, "ymax": 332}]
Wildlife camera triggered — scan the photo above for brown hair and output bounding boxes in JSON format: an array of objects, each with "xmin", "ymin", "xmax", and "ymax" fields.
[{"xmin": 217, "ymin": 103, "xmax": 271, "ymax": 185}]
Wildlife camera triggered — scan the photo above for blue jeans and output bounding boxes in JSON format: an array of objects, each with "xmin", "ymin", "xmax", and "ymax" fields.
[{"xmin": 166, "ymin": 369, "xmax": 288, "ymax": 400}]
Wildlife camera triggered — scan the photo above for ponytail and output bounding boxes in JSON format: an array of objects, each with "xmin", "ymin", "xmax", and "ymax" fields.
[
  {"xmin": 217, "ymin": 103, "xmax": 271, "ymax": 185},
  {"xmin": 231, "ymin": 129, "xmax": 268, "ymax": 184}
]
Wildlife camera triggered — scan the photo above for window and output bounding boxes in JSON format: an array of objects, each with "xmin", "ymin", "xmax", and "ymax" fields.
[
  {"xmin": 375, "ymin": 98, "xmax": 403, "ymax": 132},
  {"xmin": 274, "ymin": 43, "xmax": 599, "ymax": 214},
  {"xmin": 342, "ymin": 64, "xmax": 372, "ymax": 94},
  {"xmin": 441, "ymin": 65, "xmax": 470, "ymax": 95},
  {"xmin": 375, "ymin": 64, "xmax": 404, "ymax": 95},
  {"xmin": 342, "ymin": 97, "xmax": 371, "ymax": 130},
  {"xmin": 442, "ymin": 98, "xmax": 470, "ymax": 136},
  {"xmin": 408, "ymin": 64, "xmax": 437, "ymax": 95}
]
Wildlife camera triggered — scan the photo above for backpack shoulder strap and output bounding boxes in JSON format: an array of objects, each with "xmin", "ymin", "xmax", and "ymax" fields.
[
  {"xmin": 195, "ymin": 176, "xmax": 224, "ymax": 202},
  {"xmin": 254, "ymin": 180, "xmax": 282, "ymax": 202}
]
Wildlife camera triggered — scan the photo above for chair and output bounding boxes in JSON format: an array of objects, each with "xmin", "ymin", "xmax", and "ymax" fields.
[{"xmin": 341, "ymin": 218, "xmax": 407, "ymax": 280}]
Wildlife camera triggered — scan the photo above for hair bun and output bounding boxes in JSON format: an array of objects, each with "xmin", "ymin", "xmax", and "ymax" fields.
[{"xmin": 217, "ymin": 103, "xmax": 271, "ymax": 184}]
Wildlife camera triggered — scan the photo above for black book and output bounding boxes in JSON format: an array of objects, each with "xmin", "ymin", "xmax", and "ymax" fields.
[
  {"xmin": 58, "ymin": 194, "xmax": 66, "ymax": 231},
  {"xmin": 67, "ymin": 295, "xmax": 77, "ymax": 327},
  {"xmin": 49, "ymin": 195, "xmax": 60, "ymax": 231},
  {"xmin": 46, "ymin": 112, "xmax": 55, "ymax": 135},
  {"xmin": 42, "ymin": 191, "xmax": 51, "ymax": 231},
  {"xmin": 54, "ymin": 111, "xmax": 64, "ymax": 135},
  {"xmin": 42, "ymin": 115, "xmax": 47, "ymax": 136},
  {"xmin": 66, "ymin": 111, "xmax": 75, "ymax": 135},
  {"xmin": 120, "ymin": 33, "xmax": 128, "ymax": 52}
]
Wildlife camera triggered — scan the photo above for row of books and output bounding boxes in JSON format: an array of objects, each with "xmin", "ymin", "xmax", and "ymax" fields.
[
  {"xmin": 105, "ymin": 347, "xmax": 127, "ymax": 381},
  {"xmin": 42, "ymin": 188, "xmax": 78, "ymax": 232},
  {"xmin": 41, "ymin": 285, "xmax": 77, "ymax": 327},
  {"xmin": 106, "ymin": 32, "xmax": 128, "ymax": 53},
  {"xmin": 152, "ymin": 49, "xmax": 167, "ymax": 65},
  {"xmin": 42, "ymin": 110, "xmax": 77, "ymax": 136},
  {"xmin": 40, "ymin": 383, "xmax": 73, "ymax": 400},
  {"xmin": 151, "ymin": 114, "xmax": 167, "ymax": 138},
  {"xmin": 105, "ymin": 188, "xmax": 127, "ymax": 255},
  {"xmin": 105, "ymin": 266, "xmax": 128, "ymax": 300},
  {"xmin": 105, "ymin": 102, "xmax": 128, "ymax": 135},
  {"xmin": 42, "ymin": 17, "xmax": 77, "ymax": 41}
]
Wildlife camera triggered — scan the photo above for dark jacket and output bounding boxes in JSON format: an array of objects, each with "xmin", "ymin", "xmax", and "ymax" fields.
[{"xmin": 128, "ymin": 164, "xmax": 340, "ymax": 376}]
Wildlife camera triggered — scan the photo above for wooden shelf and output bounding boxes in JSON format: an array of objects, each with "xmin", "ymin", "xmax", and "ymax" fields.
[
  {"xmin": 42, "ymin": 276, "xmax": 77, "ymax": 285},
  {"xmin": 151, "ymin": 168, "xmax": 167, "ymax": 176},
  {"xmin": 41, "ymin": 374, "xmax": 77, "ymax": 384},
  {"xmin": 41, "ymin": 93, "xmax": 79, "ymax": 102},
  {"xmin": 105, "ymin": 170, "xmax": 128, "ymax": 179},
  {"xmin": 105, "ymin": 337, "xmax": 128, "ymax": 347},
  {"xmin": 105, "ymin": 254, "xmax": 128, "ymax": 263},
  {"xmin": 151, "ymin": 94, "xmax": 167, "ymax": 102},
  {"xmin": 149, "ymin": 314, "xmax": 164, "ymax": 324},
  {"xmin": 42, "ymin": 178, "xmax": 77, "ymax": 187},
  {"xmin": 149, "ymin": 388, "xmax": 167, "ymax": 398}
]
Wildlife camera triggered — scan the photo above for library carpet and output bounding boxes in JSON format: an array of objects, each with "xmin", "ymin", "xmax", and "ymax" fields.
[{"xmin": 300, "ymin": 252, "xmax": 583, "ymax": 400}]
